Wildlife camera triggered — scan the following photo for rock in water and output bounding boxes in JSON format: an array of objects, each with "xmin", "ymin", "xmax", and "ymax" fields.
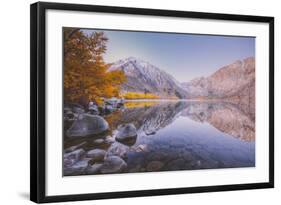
[
  {"xmin": 64, "ymin": 158, "xmax": 91, "ymax": 175},
  {"xmin": 85, "ymin": 163, "xmax": 103, "ymax": 174},
  {"xmin": 115, "ymin": 123, "xmax": 137, "ymax": 144},
  {"xmin": 63, "ymin": 148, "xmax": 85, "ymax": 167},
  {"xmin": 134, "ymin": 144, "xmax": 147, "ymax": 152},
  {"xmin": 146, "ymin": 161, "xmax": 164, "ymax": 171},
  {"xmin": 66, "ymin": 114, "xmax": 109, "ymax": 137},
  {"xmin": 92, "ymin": 138, "xmax": 105, "ymax": 145},
  {"xmin": 100, "ymin": 156, "xmax": 127, "ymax": 174},
  {"xmin": 165, "ymin": 159, "xmax": 186, "ymax": 170},
  {"xmin": 86, "ymin": 149, "xmax": 106, "ymax": 162},
  {"xmin": 64, "ymin": 141, "xmax": 87, "ymax": 153},
  {"xmin": 145, "ymin": 130, "xmax": 156, "ymax": 136},
  {"xmin": 106, "ymin": 143, "xmax": 128, "ymax": 159},
  {"xmin": 105, "ymin": 136, "xmax": 115, "ymax": 143}
]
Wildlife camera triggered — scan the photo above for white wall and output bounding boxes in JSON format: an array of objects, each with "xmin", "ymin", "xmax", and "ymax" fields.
[{"xmin": 0, "ymin": 0, "xmax": 279, "ymax": 204}]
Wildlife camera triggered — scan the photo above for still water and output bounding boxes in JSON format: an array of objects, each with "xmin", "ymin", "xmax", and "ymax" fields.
[{"xmin": 64, "ymin": 101, "xmax": 255, "ymax": 176}]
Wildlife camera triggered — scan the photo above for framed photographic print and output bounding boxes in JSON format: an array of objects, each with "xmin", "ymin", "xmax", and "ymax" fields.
[{"xmin": 30, "ymin": 1, "xmax": 274, "ymax": 203}]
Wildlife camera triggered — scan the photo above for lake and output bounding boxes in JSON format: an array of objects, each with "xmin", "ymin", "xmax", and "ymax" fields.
[{"xmin": 63, "ymin": 100, "xmax": 255, "ymax": 176}]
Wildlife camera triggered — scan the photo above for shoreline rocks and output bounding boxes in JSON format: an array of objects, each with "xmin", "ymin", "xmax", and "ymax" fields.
[
  {"xmin": 86, "ymin": 149, "xmax": 106, "ymax": 162},
  {"xmin": 105, "ymin": 136, "xmax": 115, "ymax": 143},
  {"xmin": 88, "ymin": 102, "xmax": 99, "ymax": 115},
  {"xmin": 92, "ymin": 138, "xmax": 105, "ymax": 145},
  {"xmin": 66, "ymin": 114, "xmax": 109, "ymax": 137},
  {"xmin": 85, "ymin": 163, "xmax": 103, "ymax": 174},
  {"xmin": 64, "ymin": 141, "xmax": 87, "ymax": 153},
  {"xmin": 63, "ymin": 148, "xmax": 85, "ymax": 167},
  {"xmin": 100, "ymin": 156, "xmax": 127, "ymax": 174},
  {"xmin": 146, "ymin": 161, "xmax": 164, "ymax": 172},
  {"xmin": 64, "ymin": 158, "xmax": 91, "ymax": 175},
  {"xmin": 115, "ymin": 123, "xmax": 137, "ymax": 145},
  {"xmin": 145, "ymin": 130, "xmax": 156, "ymax": 136}
]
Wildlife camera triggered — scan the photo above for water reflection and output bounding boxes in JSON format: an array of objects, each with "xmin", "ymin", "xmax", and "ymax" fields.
[{"xmin": 64, "ymin": 100, "xmax": 255, "ymax": 176}]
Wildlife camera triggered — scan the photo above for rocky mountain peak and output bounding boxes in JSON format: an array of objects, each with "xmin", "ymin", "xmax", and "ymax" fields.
[
  {"xmin": 181, "ymin": 57, "xmax": 255, "ymax": 98},
  {"xmin": 109, "ymin": 57, "xmax": 188, "ymax": 98},
  {"xmin": 109, "ymin": 56, "xmax": 255, "ymax": 101}
]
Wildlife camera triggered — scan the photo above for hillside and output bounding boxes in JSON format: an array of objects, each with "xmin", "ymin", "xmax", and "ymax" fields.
[{"xmin": 109, "ymin": 57, "xmax": 187, "ymax": 98}]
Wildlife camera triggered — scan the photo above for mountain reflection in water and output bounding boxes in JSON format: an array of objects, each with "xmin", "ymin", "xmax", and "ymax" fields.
[{"xmin": 64, "ymin": 100, "xmax": 255, "ymax": 176}]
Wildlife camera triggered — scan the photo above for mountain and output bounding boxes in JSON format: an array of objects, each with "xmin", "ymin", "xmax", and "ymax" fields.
[
  {"xmin": 181, "ymin": 57, "xmax": 255, "ymax": 98},
  {"xmin": 108, "ymin": 57, "xmax": 188, "ymax": 98},
  {"xmin": 180, "ymin": 102, "xmax": 255, "ymax": 141},
  {"xmin": 109, "ymin": 56, "xmax": 255, "ymax": 108},
  {"xmin": 181, "ymin": 57, "xmax": 255, "ymax": 119}
]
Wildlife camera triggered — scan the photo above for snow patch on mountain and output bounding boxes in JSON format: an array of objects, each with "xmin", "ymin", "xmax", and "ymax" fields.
[{"xmin": 109, "ymin": 57, "xmax": 188, "ymax": 98}]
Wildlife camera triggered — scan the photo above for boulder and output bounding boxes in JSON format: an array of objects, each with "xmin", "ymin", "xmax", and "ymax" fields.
[
  {"xmin": 146, "ymin": 161, "xmax": 164, "ymax": 172},
  {"xmin": 64, "ymin": 107, "xmax": 72, "ymax": 113},
  {"xmin": 105, "ymin": 136, "xmax": 115, "ymax": 143},
  {"xmin": 145, "ymin": 130, "xmax": 156, "ymax": 136},
  {"xmin": 104, "ymin": 105, "xmax": 114, "ymax": 114},
  {"xmin": 100, "ymin": 156, "xmax": 127, "ymax": 174},
  {"xmin": 63, "ymin": 148, "xmax": 85, "ymax": 167},
  {"xmin": 72, "ymin": 106, "xmax": 85, "ymax": 114},
  {"xmin": 106, "ymin": 144, "xmax": 128, "ymax": 159},
  {"xmin": 64, "ymin": 158, "xmax": 91, "ymax": 175},
  {"xmin": 117, "ymin": 137, "xmax": 137, "ymax": 146},
  {"xmin": 86, "ymin": 149, "xmax": 106, "ymax": 162},
  {"xmin": 88, "ymin": 104, "xmax": 99, "ymax": 115},
  {"xmin": 64, "ymin": 103, "xmax": 85, "ymax": 112},
  {"xmin": 115, "ymin": 123, "xmax": 137, "ymax": 144},
  {"xmin": 88, "ymin": 101, "xmax": 97, "ymax": 107},
  {"xmin": 64, "ymin": 142, "xmax": 87, "ymax": 153},
  {"xmin": 92, "ymin": 138, "xmax": 105, "ymax": 145},
  {"xmin": 165, "ymin": 159, "xmax": 186, "ymax": 171},
  {"xmin": 85, "ymin": 163, "xmax": 103, "ymax": 174},
  {"xmin": 64, "ymin": 110, "xmax": 78, "ymax": 122},
  {"xmin": 134, "ymin": 144, "xmax": 147, "ymax": 152},
  {"xmin": 65, "ymin": 110, "xmax": 75, "ymax": 118},
  {"xmin": 66, "ymin": 114, "xmax": 109, "ymax": 137}
]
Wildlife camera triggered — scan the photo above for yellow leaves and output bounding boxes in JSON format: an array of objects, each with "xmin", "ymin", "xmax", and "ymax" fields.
[
  {"xmin": 63, "ymin": 28, "xmax": 126, "ymax": 103},
  {"xmin": 122, "ymin": 92, "xmax": 159, "ymax": 99},
  {"xmin": 124, "ymin": 101, "xmax": 159, "ymax": 108},
  {"xmin": 106, "ymin": 70, "xmax": 127, "ymax": 85}
]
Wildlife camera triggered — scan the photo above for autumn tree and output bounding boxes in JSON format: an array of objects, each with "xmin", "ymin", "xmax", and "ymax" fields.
[{"xmin": 63, "ymin": 28, "xmax": 126, "ymax": 106}]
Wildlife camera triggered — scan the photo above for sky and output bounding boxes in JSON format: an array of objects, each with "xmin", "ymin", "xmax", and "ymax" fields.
[{"xmin": 83, "ymin": 28, "xmax": 255, "ymax": 82}]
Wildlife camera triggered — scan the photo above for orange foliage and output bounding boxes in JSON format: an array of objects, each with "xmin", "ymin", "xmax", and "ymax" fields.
[
  {"xmin": 122, "ymin": 92, "xmax": 159, "ymax": 99},
  {"xmin": 63, "ymin": 28, "xmax": 126, "ymax": 105},
  {"xmin": 124, "ymin": 101, "xmax": 159, "ymax": 108}
]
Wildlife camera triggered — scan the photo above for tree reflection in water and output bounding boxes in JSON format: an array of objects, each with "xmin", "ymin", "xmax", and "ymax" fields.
[{"xmin": 64, "ymin": 100, "xmax": 255, "ymax": 176}]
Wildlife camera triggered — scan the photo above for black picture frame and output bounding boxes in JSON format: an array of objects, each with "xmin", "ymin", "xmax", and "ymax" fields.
[{"xmin": 30, "ymin": 1, "xmax": 274, "ymax": 203}]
